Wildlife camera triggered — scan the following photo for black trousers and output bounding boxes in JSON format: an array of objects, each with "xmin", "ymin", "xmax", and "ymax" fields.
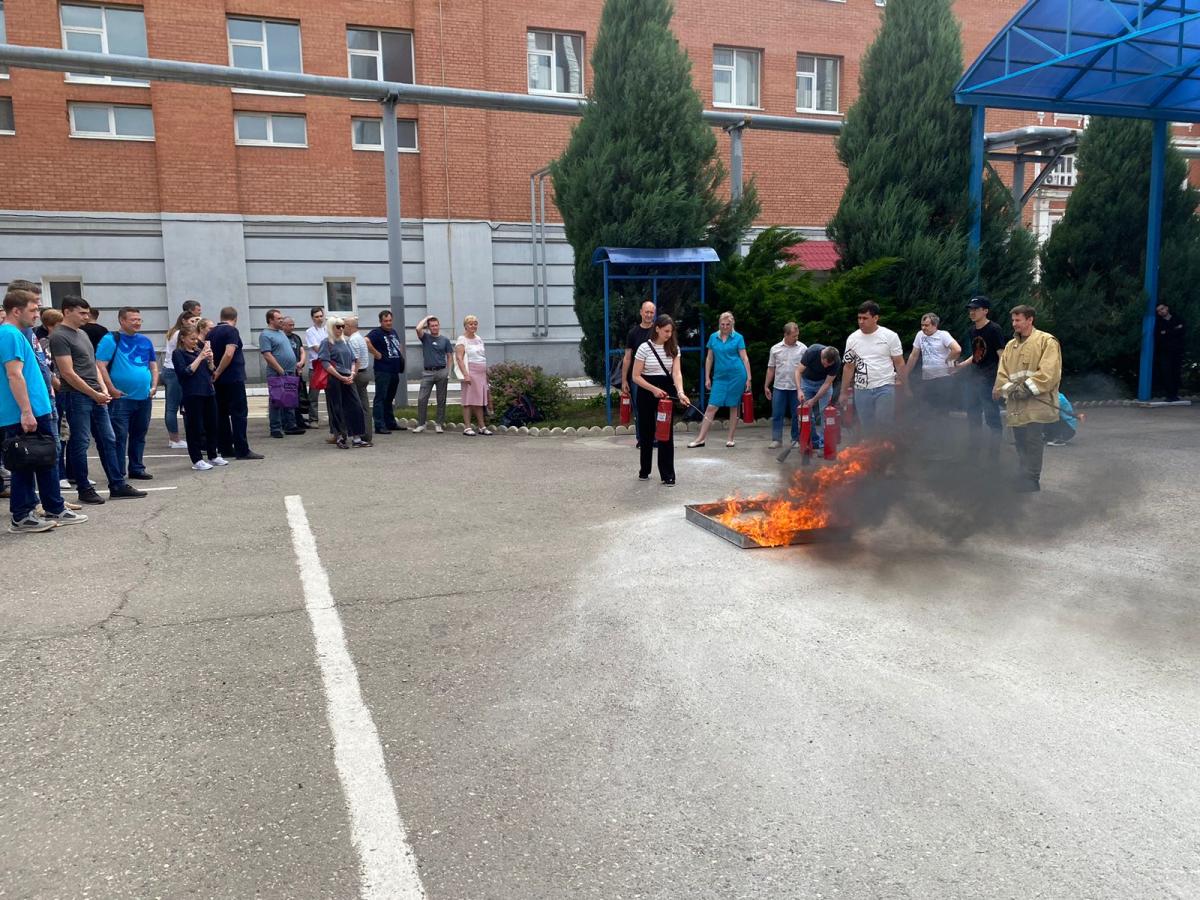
[
  {"xmin": 1155, "ymin": 349, "xmax": 1183, "ymax": 400},
  {"xmin": 182, "ymin": 395, "xmax": 219, "ymax": 464},
  {"xmin": 214, "ymin": 381, "xmax": 250, "ymax": 457},
  {"xmin": 1012, "ymin": 423, "xmax": 1045, "ymax": 483},
  {"xmin": 326, "ymin": 377, "xmax": 365, "ymax": 439},
  {"xmin": 636, "ymin": 374, "xmax": 675, "ymax": 481}
]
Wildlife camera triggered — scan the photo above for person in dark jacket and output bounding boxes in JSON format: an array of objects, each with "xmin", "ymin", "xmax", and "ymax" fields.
[
  {"xmin": 172, "ymin": 323, "xmax": 228, "ymax": 471},
  {"xmin": 1155, "ymin": 303, "xmax": 1186, "ymax": 402}
]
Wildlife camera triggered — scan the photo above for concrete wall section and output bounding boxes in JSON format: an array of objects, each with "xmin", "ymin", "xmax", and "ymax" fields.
[{"xmin": 162, "ymin": 215, "xmax": 250, "ymax": 326}]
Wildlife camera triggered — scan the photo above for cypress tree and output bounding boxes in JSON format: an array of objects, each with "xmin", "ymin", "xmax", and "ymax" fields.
[
  {"xmin": 828, "ymin": 0, "xmax": 1035, "ymax": 338},
  {"xmin": 1041, "ymin": 117, "xmax": 1200, "ymax": 383},
  {"xmin": 551, "ymin": 0, "xmax": 758, "ymax": 382}
]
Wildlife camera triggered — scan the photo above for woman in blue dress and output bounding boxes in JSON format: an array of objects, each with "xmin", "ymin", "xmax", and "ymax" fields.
[{"xmin": 688, "ymin": 311, "xmax": 752, "ymax": 448}]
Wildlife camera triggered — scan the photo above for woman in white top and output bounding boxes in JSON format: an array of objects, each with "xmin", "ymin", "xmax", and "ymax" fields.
[
  {"xmin": 631, "ymin": 314, "xmax": 691, "ymax": 485},
  {"xmin": 455, "ymin": 315, "xmax": 492, "ymax": 436},
  {"xmin": 905, "ymin": 312, "xmax": 961, "ymax": 415}
]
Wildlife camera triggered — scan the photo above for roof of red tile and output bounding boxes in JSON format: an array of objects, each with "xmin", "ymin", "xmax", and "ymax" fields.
[{"xmin": 786, "ymin": 241, "xmax": 841, "ymax": 271}]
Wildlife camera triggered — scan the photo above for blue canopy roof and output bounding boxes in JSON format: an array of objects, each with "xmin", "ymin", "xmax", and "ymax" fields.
[
  {"xmin": 591, "ymin": 247, "xmax": 720, "ymax": 266},
  {"xmin": 956, "ymin": 0, "xmax": 1200, "ymax": 121}
]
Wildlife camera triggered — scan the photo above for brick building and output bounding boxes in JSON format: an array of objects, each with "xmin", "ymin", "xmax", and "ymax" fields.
[{"xmin": 0, "ymin": 0, "xmax": 1050, "ymax": 375}]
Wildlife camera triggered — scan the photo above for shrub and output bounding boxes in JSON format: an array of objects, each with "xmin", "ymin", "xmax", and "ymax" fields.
[{"xmin": 488, "ymin": 362, "xmax": 572, "ymax": 420}]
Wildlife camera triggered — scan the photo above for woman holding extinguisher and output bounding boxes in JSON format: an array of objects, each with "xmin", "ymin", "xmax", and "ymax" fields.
[
  {"xmin": 688, "ymin": 311, "xmax": 751, "ymax": 448},
  {"xmin": 631, "ymin": 314, "xmax": 690, "ymax": 486}
]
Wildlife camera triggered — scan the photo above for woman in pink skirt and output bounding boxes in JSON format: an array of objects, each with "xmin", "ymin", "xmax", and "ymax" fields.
[{"xmin": 454, "ymin": 315, "xmax": 493, "ymax": 435}]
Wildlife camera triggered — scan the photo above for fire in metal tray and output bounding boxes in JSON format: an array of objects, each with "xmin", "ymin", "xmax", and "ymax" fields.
[{"xmin": 688, "ymin": 443, "xmax": 893, "ymax": 548}]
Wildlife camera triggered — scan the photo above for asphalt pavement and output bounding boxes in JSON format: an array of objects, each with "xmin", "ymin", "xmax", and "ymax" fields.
[{"xmin": 1, "ymin": 407, "xmax": 1197, "ymax": 899}]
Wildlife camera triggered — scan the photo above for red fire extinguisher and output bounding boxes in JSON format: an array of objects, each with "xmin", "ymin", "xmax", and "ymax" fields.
[
  {"xmin": 740, "ymin": 391, "xmax": 754, "ymax": 424},
  {"xmin": 798, "ymin": 406, "xmax": 813, "ymax": 456},
  {"xmin": 654, "ymin": 395, "xmax": 673, "ymax": 442},
  {"xmin": 823, "ymin": 404, "xmax": 839, "ymax": 459},
  {"xmin": 619, "ymin": 393, "xmax": 632, "ymax": 426}
]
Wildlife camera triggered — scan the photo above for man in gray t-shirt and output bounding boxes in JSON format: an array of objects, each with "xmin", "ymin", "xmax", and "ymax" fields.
[
  {"xmin": 48, "ymin": 297, "xmax": 144, "ymax": 503},
  {"xmin": 413, "ymin": 315, "xmax": 454, "ymax": 432}
]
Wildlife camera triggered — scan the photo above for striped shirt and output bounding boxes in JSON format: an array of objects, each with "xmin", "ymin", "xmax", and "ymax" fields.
[{"xmin": 635, "ymin": 340, "xmax": 676, "ymax": 377}]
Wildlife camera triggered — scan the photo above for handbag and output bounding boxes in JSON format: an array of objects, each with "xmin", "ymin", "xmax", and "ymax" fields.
[
  {"xmin": 267, "ymin": 374, "xmax": 301, "ymax": 409},
  {"xmin": 2, "ymin": 430, "xmax": 58, "ymax": 472}
]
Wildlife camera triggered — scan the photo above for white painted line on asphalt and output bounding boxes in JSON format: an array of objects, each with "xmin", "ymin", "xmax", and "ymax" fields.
[
  {"xmin": 87, "ymin": 454, "xmax": 188, "ymax": 459},
  {"xmin": 284, "ymin": 495, "xmax": 426, "ymax": 900}
]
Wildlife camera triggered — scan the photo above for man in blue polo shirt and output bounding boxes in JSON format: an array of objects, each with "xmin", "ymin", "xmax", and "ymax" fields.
[
  {"xmin": 97, "ymin": 306, "xmax": 159, "ymax": 481},
  {"xmin": 1, "ymin": 289, "xmax": 87, "ymax": 532}
]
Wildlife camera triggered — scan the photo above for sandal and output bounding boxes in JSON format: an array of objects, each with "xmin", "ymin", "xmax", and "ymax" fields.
[
  {"xmin": 480, "ymin": 428, "xmax": 494, "ymax": 436},
  {"xmin": 726, "ymin": 441, "xmax": 736, "ymax": 448},
  {"xmin": 687, "ymin": 440, "xmax": 705, "ymax": 448},
  {"xmin": 463, "ymin": 427, "xmax": 476, "ymax": 436}
]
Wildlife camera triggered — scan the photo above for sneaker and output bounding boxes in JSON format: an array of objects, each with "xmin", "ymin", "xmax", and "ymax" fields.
[
  {"xmin": 768, "ymin": 440, "xmax": 781, "ymax": 449},
  {"xmin": 435, "ymin": 424, "xmax": 444, "ymax": 434},
  {"xmin": 412, "ymin": 424, "xmax": 426, "ymax": 433},
  {"xmin": 60, "ymin": 479, "xmax": 72, "ymax": 489},
  {"xmin": 270, "ymin": 432, "xmax": 284, "ymax": 439},
  {"xmin": 43, "ymin": 508, "xmax": 88, "ymax": 526},
  {"xmin": 109, "ymin": 484, "xmax": 147, "ymax": 499},
  {"xmin": 210, "ymin": 456, "xmax": 229, "ymax": 466},
  {"xmin": 463, "ymin": 428, "xmax": 476, "ymax": 436},
  {"xmin": 235, "ymin": 451, "xmax": 265, "ymax": 460},
  {"xmin": 192, "ymin": 460, "xmax": 214, "ymax": 471},
  {"xmin": 128, "ymin": 471, "xmax": 154, "ymax": 480},
  {"xmin": 78, "ymin": 488, "xmax": 105, "ymax": 505},
  {"xmin": 1045, "ymin": 439, "xmax": 1068, "ymax": 447},
  {"xmin": 352, "ymin": 438, "xmax": 372, "ymax": 448},
  {"xmin": 8, "ymin": 514, "xmax": 55, "ymax": 534},
  {"xmin": 336, "ymin": 437, "xmax": 349, "ymax": 450},
  {"xmin": 284, "ymin": 429, "xmax": 306, "ymax": 435},
  {"xmin": 480, "ymin": 428, "xmax": 494, "ymax": 436},
  {"xmin": 168, "ymin": 440, "xmax": 188, "ymax": 450}
]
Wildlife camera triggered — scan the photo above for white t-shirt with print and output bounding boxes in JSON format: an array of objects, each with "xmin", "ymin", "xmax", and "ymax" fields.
[
  {"xmin": 844, "ymin": 326, "xmax": 903, "ymax": 390},
  {"xmin": 304, "ymin": 325, "xmax": 327, "ymax": 369},
  {"xmin": 912, "ymin": 329, "xmax": 956, "ymax": 380},
  {"xmin": 767, "ymin": 340, "xmax": 808, "ymax": 391}
]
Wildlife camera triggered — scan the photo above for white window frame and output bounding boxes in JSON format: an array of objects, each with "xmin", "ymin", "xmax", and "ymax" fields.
[
  {"xmin": 796, "ymin": 54, "xmax": 840, "ymax": 114},
  {"xmin": 227, "ymin": 16, "xmax": 304, "ymax": 97},
  {"xmin": 0, "ymin": 1, "xmax": 9, "ymax": 79},
  {"xmin": 526, "ymin": 30, "xmax": 585, "ymax": 98},
  {"xmin": 324, "ymin": 278, "xmax": 358, "ymax": 315},
  {"xmin": 68, "ymin": 102, "xmax": 155, "ymax": 141},
  {"xmin": 60, "ymin": 3, "xmax": 149, "ymax": 86},
  {"xmin": 43, "ymin": 277, "xmax": 85, "ymax": 309},
  {"xmin": 350, "ymin": 117, "xmax": 419, "ymax": 153},
  {"xmin": 346, "ymin": 27, "xmax": 415, "ymax": 84},
  {"xmin": 0, "ymin": 97, "xmax": 13, "ymax": 135},
  {"xmin": 713, "ymin": 46, "xmax": 761, "ymax": 110},
  {"xmin": 234, "ymin": 112, "xmax": 308, "ymax": 148}
]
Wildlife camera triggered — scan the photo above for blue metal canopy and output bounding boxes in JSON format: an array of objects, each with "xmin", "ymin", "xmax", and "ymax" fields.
[
  {"xmin": 956, "ymin": 0, "xmax": 1200, "ymax": 121},
  {"xmin": 591, "ymin": 247, "xmax": 720, "ymax": 266}
]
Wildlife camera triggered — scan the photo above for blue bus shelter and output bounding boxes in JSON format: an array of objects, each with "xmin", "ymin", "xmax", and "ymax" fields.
[
  {"xmin": 956, "ymin": 0, "xmax": 1200, "ymax": 401},
  {"xmin": 592, "ymin": 246, "xmax": 720, "ymax": 423}
]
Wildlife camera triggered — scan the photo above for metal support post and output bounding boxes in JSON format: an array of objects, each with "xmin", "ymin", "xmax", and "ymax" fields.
[
  {"xmin": 603, "ymin": 261, "xmax": 612, "ymax": 424},
  {"xmin": 728, "ymin": 123, "xmax": 745, "ymax": 202},
  {"xmin": 1012, "ymin": 157, "xmax": 1026, "ymax": 226},
  {"xmin": 381, "ymin": 96, "xmax": 408, "ymax": 403},
  {"xmin": 1139, "ymin": 119, "xmax": 1167, "ymax": 402},
  {"xmin": 968, "ymin": 106, "xmax": 986, "ymax": 288},
  {"xmin": 698, "ymin": 264, "xmax": 707, "ymax": 411},
  {"xmin": 539, "ymin": 175, "xmax": 549, "ymax": 336}
]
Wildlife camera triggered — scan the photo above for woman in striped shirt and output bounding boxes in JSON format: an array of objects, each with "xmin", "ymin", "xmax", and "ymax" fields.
[{"xmin": 630, "ymin": 314, "xmax": 691, "ymax": 486}]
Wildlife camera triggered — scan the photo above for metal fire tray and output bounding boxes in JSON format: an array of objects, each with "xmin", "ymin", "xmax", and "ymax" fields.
[{"xmin": 685, "ymin": 502, "xmax": 851, "ymax": 549}]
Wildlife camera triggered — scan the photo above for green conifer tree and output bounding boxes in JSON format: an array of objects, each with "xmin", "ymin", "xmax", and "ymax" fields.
[
  {"xmin": 1041, "ymin": 117, "xmax": 1200, "ymax": 383},
  {"xmin": 828, "ymin": 0, "xmax": 1035, "ymax": 338},
  {"xmin": 551, "ymin": 0, "xmax": 758, "ymax": 381}
]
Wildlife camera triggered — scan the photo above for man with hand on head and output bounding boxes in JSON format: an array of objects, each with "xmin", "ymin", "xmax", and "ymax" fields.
[{"xmin": 413, "ymin": 314, "xmax": 453, "ymax": 434}]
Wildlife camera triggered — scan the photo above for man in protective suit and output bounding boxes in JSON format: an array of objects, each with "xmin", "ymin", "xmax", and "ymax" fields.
[{"xmin": 994, "ymin": 305, "xmax": 1062, "ymax": 493}]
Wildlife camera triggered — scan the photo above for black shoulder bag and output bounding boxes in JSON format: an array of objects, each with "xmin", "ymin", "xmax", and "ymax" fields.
[{"xmin": 2, "ymin": 430, "xmax": 58, "ymax": 472}]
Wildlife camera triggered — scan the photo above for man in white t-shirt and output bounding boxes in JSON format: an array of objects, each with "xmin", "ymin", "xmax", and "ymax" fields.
[
  {"xmin": 304, "ymin": 307, "xmax": 328, "ymax": 427},
  {"xmin": 841, "ymin": 301, "xmax": 904, "ymax": 434},
  {"xmin": 905, "ymin": 312, "xmax": 961, "ymax": 416},
  {"xmin": 763, "ymin": 322, "xmax": 807, "ymax": 449}
]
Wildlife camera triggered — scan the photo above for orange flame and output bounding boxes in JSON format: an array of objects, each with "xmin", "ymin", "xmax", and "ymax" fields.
[{"xmin": 714, "ymin": 443, "xmax": 893, "ymax": 547}]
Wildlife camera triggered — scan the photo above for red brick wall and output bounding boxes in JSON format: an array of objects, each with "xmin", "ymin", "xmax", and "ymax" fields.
[{"xmin": 0, "ymin": 0, "xmax": 1035, "ymax": 226}]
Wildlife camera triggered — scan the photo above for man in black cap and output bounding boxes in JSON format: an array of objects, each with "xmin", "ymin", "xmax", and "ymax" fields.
[{"xmin": 950, "ymin": 295, "xmax": 1006, "ymax": 460}]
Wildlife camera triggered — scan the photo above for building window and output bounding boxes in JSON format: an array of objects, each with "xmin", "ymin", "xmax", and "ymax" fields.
[
  {"xmin": 0, "ymin": 1, "xmax": 9, "ymax": 78},
  {"xmin": 45, "ymin": 279, "xmax": 84, "ymax": 309},
  {"xmin": 796, "ymin": 55, "xmax": 839, "ymax": 113},
  {"xmin": 325, "ymin": 279, "xmax": 356, "ymax": 314},
  {"xmin": 1041, "ymin": 154, "xmax": 1077, "ymax": 188},
  {"xmin": 68, "ymin": 102, "xmax": 154, "ymax": 140},
  {"xmin": 527, "ymin": 30, "xmax": 584, "ymax": 96},
  {"xmin": 347, "ymin": 28, "xmax": 414, "ymax": 83},
  {"xmin": 234, "ymin": 112, "xmax": 307, "ymax": 147},
  {"xmin": 713, "ymin": 47, "xmax": 760, "ymax": 108},
  {"xmin": 0, "ymin": 97, "xmax": 12, "ymax": 134},
  {"xmin": 351, "ymin": 117, "xmax": 419, "ymax": 152},
  {"xmin": 227, "ymin": 17, "xmax": 302, "ymax": 74},
  {"xmin": 61, "ymin": 4, "xmax": 149, "ymax": 85}
]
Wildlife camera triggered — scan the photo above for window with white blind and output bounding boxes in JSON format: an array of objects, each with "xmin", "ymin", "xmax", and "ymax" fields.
[
  {"xmin": 713, "ymin": 47, "xmax": 760, "ymax": 108},
  {"xmin": 796, "ymin": 54, "xmax": 840, "ymax": 113},
  {"xmin": 527, "ymin": 30, "xmax": 584, "ymax": 96}
]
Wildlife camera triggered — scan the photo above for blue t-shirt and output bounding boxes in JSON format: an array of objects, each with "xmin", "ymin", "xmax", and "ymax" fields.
[
  {"xmin": 367, "ymin": 327, "xmax": 404, "ymax": 374},
  {"xmin": 258, "ymin": 327, "xmax": 298, "ymax": 373},
  {"xmin": 207, "ymin": 322, "xmax": 246, "ymax": 385},
  {"xmin": 0, "ymin": 323, "xmax": 52, "ymax": 426},
  {"xmin": 95, "ymin": 331, "xmax": 156, "ymax": 400}
]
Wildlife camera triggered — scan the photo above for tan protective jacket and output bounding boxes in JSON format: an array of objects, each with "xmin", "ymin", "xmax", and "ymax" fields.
[{"xmin": 995, "ymin": 328, "xmax": 1062, "ymax": 427}]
